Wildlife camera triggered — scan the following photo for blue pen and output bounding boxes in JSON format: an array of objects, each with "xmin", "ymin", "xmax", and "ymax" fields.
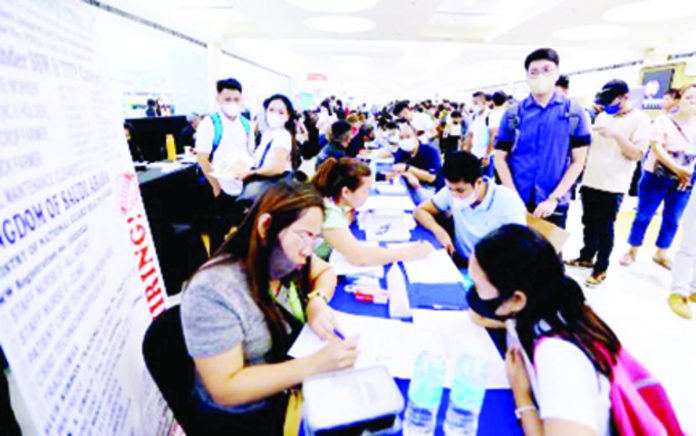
[{"xmin": 333, "ymin": 328, "xmax": 346, "ymax": 341}]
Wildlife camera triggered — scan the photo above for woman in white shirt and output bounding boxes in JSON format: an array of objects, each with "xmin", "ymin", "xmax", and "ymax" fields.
[
  {"xmin": 467, "ymin": 224, "xmax": 619, "ymax": 436},
  {"xmin": 240, "ymin": 94, "xmax": 297, "ymax": 203}
]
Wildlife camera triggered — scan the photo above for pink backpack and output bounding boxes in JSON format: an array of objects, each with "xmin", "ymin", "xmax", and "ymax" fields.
[{"xmin": 534, "ymin": 338, "xmax": 684, "ymax": 435}]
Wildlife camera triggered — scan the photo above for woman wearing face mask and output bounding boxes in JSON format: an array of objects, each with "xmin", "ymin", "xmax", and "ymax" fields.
[
  {"xmin": 181, "ymin": 183, "xmax": 358, "ymax": 435},
  {"xmin": 238, "ymin": 94, "xmax": 298, "ymax": 203},
  {"xmin": 392, "ymin": 122, "xmax": 444, "ymax": 191},
  {"xmin": 621, "ymin": 84, "xmax": 696, "ymax": 270},
  {"xmin": 468, "ymin": 224, "xmax": 621, "ymax": 436},
  {"xmin": 312, "ymin": 157, "xmax": 434, "ymax": 264}
]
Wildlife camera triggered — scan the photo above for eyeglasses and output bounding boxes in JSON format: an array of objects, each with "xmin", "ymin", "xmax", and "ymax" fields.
[{"xmin": 291, "ymin": 229, "xmax": 318, "ymax": 247}]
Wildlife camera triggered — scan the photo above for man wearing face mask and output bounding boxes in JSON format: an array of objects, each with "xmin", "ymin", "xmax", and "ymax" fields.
[
  {"xmin": 494, "ymin": 48, "xmax": 591, "ymax": 229},
  {"xmin": 564, "ymin": 80, "xmax": 652, "ymax": 286},
  {"xmin": 392, "ymin": 122, "xmax": 444, "ymax": 192},
  {"xmin": 393, "ymin": 100, "xmax": 437, "ymax": 144},
  {"xmin": 464, "ymin": 91, "xmax": 493, "ymax": 175},
  {"xmin": 195, "ymin": 78, "xmax": 252, "ymax": 199},
  {"xmin": 415, "ymin": 151, "xmax": 527, "ymax": 267}
]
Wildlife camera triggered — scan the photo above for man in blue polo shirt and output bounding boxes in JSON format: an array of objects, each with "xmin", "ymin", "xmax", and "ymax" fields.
[
  {"xmin": 392, "ymin": 121, "xmax": 444, "ymax": 191},
  {"xmin": 415, "ymin": 151, "xmax": 527, "ymax": 266},
  {"xmin": 494, "ymin": 48, "xmax": 591, "ymax": 228}
]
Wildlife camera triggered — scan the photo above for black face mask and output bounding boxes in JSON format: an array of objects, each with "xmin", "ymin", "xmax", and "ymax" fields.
[{"xmin": 466, "ymin": 286, "xmax": 511, "ymax": 321}]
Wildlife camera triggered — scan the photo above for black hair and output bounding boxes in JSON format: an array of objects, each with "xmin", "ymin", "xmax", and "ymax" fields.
[
  {"xmin": 216, "ymin": 78, "xmax": 243, "ymax": 94},
  {"xmin": 524, "ymin": 48, "xmax": 560, "ymax": 70},
  {"xmin": 665, "ymin": 88, "xmax": 682, "ymax": 99},
  {"xmin": 442, "ymin": 151, "xmax": 483, "ymax": 184},
  {"xmin": 146, "ymin": 99, "xmax": 156, "ymax": 107},
  {"xmin": 263, "ymin": 93, "xmax": 299, "ymax": 168},
  {"xmin": 556, "ymin": 74, "xmax": 570, "ymax": 89},
  {"xmin": 123, "ymin": 121, "xmax": 134, "ymax": 133},
  {"xmin": 393, "ymin": 100, "xmax": 410, "ymax": 117},
  {"xmin": 472, "ymin": 91, "xmax": 485, "ymax": 99},
  {"xmin": 474, "ymin": 225, "xmax": 621, "ymax": 377},
  {"xmin": 492, "ymin": 91, "xmax": 507, "ymax": 106},
  {"xmin": 451, "ymin": 110, "xmax": 462, "ymax": 119}
]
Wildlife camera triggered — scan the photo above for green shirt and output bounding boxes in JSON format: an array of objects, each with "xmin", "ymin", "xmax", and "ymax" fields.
[{"xmin": 314, "ymin": 198, "xmax": 351, "ymax": 259}]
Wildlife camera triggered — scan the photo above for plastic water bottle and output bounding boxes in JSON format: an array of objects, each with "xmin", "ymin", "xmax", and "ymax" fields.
[
  {"xmin": 443, "ymin": 355, "xmax": 488, "ymax": 436},
  {"xmin": 404, "ymin": 352, "xmax": 446, "ymax": 436}
]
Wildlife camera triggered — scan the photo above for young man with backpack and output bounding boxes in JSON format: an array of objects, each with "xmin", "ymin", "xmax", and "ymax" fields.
[
  {"xmin": 195, "ymin": 78, "xmax": 252, "ymax": 200},
  {"xmin": 494, "ymin": 48, "xmax": 592, "ymax": 228},
  {"xmin": 194, "ymin": 78, "xmax": 252, "ymax": 245}
]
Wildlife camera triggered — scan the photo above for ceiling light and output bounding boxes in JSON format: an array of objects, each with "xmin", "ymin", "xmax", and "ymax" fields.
[
  {"xmin": 552, "ymin": 24, "xmax": 629, "ymax": 41},
  {"xmin": 286, "ymin": 0, "xmax": 378, "ymax": 13},
  {"xmin": 604, "ymin": 0, "xmax": 696, "ymax": 23},
  {"xmin": 329, "ymin": 55, "xmax": 371, "ymax": 63},
  {"xmin": 304, "ymin": 16, "xmax": 376, "ymax": 33}
]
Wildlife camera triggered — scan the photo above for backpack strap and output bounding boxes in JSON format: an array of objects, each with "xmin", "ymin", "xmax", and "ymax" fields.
[
  {"xmin": 567, "ymin": 99, "xmax": 583, "ymax": 135},
  {"xmin": 257, "ymin": 139, "xmax": 275, "ymax": 169},
  {"xmin": 209, "ymin": 112, "xmax": 223, "ymax": 163},
  {"xmin": 239, "ymin": 115, "xmax": 251, "ymax": 135}
]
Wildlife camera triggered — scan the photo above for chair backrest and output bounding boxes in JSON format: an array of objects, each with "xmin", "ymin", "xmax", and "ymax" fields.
[{"xmin": 142, "ymin": 305, "xmax": 198, "ymax": 432}]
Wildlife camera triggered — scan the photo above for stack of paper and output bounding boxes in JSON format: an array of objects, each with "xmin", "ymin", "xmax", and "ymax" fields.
[
  {"xmin": 390, "ymin": 246, "xmax": 464, "ymax": 284},
  {"xmin": 358, "ymin": 195, "xmax": 415, "ymax": 212},
  {"xmin": 328, "ymin": 242, "xmax": 384, "ymax": 278},
  {"xmin": 374, "ymin": 182, "xmax": 408, "ymax": 196}
]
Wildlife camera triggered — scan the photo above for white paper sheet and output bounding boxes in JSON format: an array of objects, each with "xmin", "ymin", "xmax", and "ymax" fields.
[
  {"xmin": 365, "ymin": 225, "xmax": 411, "ymax": 242},
  {"xmin": 328, "ymin": 242, "xmax": 384, "ymax": 278},
  {"xmin": 391, "ymin": 247, "xmax": 464, "ymax": 284},
  {"xmin": 288, "ymin": 311, "xmax": 419, "ymax": 379},
  {"xmin": 375, "ymin": 183, "xmax": 409, "ymax": 196},
  {"xmin": 289, "ymin": 310, "xmax": 510, "ymax": 389},
  {"xmin": 358, "ymin": 195, "xmax": 415, "ymax": 212},
  {"xmin": 411, "ymin": 309, "xmax": 510, "ymax": 389}
]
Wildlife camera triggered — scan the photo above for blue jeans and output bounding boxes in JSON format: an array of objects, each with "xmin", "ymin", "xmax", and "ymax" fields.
[{"xmin": 628, "ymin": 171, "xmax": 693, "ymax": 249}]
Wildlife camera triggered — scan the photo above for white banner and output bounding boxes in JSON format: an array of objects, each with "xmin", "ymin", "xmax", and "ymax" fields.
[{"xmin": 0, "ymin": 0, "xmax": 173, "ymax": 434}]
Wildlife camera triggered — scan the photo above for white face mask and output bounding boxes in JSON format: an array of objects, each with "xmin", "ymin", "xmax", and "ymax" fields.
[
  {"xmin": 266, "ymin": 112, "xmax": 287, "ymax": 129},
  {"xmin": 221, "ymin": 102, "xmax": 242, "ymax": 118},
  {"xmin": 452, "ymin": 191, "xmax": 478, "ymax": 210},
  {"xmin": 527, "ymin": 75, "xmax": 556, "ymax": 95},
  {"xmin": 399, "ymin": 137, "xmax": 418, "ymax": 152},
  {"xmin": 418, "ymin": 133, "xmax": 429, "ymax": 143}
]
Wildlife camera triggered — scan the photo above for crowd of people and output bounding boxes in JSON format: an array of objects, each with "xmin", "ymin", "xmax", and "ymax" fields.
[{"xmin": 166, "ymin": 47, "xmax": 693, "ymax": 434}]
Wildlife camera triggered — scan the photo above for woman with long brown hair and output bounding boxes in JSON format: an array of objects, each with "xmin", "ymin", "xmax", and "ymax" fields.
[
  {"xmin": 181, "ymin": 182, "xmax": 357, "ymax": 434},
  {"xmin": 312, "ymin": 157, "xmax": 434, "ymax": 264},
  {"xmin": 468, "ymin": 224, "xmax": 620, "ymax": 435}
]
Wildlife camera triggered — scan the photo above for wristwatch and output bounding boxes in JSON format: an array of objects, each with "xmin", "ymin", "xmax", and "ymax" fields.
[
  {"xmin": 514, "ymin": 405, "xmax": 537, "ymax": 419},
  {"xmin": 307, "ymin": 290, "xmax": 329, "ymax": 304}
]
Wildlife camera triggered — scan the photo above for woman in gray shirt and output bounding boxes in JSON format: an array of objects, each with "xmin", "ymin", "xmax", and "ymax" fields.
[{"xmin": 181, "ymin": 183, "xmax": 358, "ymax": 434}]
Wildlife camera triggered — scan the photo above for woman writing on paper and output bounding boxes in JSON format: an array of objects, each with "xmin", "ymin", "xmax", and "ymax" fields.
[
  {"xmin": 181, "ymin": 183, "xmax": 358, "ymax": 434},
  {"xmin": 467, "ymin": 224, "xmax": 619, "ymax": 436},
  {"xmin": 312, "ymin": 157, "xmax": 434, "ymax": 264}
]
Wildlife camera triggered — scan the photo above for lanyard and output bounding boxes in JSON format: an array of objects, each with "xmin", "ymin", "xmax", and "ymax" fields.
[{"xmin": 270, "ymin": 281, "xmax": 305, "ymax": 324}]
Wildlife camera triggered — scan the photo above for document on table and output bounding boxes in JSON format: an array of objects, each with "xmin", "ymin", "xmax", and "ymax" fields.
[
  {"xmin": 288, "ymin": 311, "xmax": 419, "ymax": 379},
  {"xmin": 374, "ymin": 182, "xmax": 409, "ymax": 196},
  {"xmin": 328, "ymin": 242, "xmax": 384, "ymax": 278},
  {"xmin": 411, "ymin": 309, "xmax": 509, "ymax": 389},
  {"xmin": 389, "ymin": 246, "xmax": 464, "ymax": 284},
  {"xmin": 358, "ymin": 195, "xmax": 415, "ymax": 212},
  {"xmin": 359, "ymin": 211, "xmax": 416, "ymax": 231},
  {"xmin": 365, "ymin": 223, "xmax": 412, "ymax": 242}
]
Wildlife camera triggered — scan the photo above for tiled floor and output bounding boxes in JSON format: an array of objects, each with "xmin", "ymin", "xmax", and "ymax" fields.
[{"xmin": 562, "ymin": 196, "xmax": 696, "ymax": 434}]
